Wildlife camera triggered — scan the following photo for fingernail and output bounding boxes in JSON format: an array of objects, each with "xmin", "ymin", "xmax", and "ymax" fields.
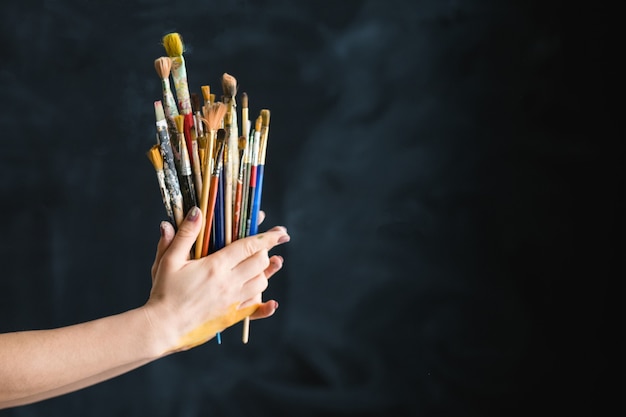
[
  {"xmin": 187, "ymin": 207, "xmax": 200, "ymax": 222},
  {"xmin": 160, "ymin": 222, "xmax": 168, "ymax": 237},
  {"xmin": 277, "ymin": 234, "xmax": 290, "ymax": 244},
  {"xmin": 270, "ymin": 225, "xmax": 287, "ymax": 233}
]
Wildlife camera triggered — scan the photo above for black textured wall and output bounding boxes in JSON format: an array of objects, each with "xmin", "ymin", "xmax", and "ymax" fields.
[{"xmin": 0, "ymin": 1, "xmax": 620, "ymax": 416}]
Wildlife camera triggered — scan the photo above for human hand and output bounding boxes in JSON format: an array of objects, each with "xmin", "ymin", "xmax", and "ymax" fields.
[{"xmin": 145, "ymin": 207, "xmax": 289, "ymax": 354}]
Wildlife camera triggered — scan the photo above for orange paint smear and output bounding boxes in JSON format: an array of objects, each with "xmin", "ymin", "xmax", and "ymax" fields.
[{"xmin": 173, "ymin": 303, "xmax": 260, "ymax": 350}]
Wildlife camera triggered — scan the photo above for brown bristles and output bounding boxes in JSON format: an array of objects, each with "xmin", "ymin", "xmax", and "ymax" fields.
[
  {"xmin": 191, "ymin": 93, "xmax": 200, "ymax": 113},
  {"xmin": 255, "ymin": 116, "xmax": 262, "ymax": 132},
  {"xmin": 154, "ymin": 57, "xmax": 173, "ymax": 79},
  {"xmin": 209, "ymin": 93, "xmax": 216, "ymax": 105},
  {"xmin": 221, "ymin": 73, "xmax": 237, "ymax": 100},
  {"xmin": 146, "ymin": 145, "xmax": 164, "ymax": 171},
  {"xmin": 241, "ymin": 92, "xmax": 248, "ymax": 109},
  {"xmin": 238, "ymin": 135, "xmax": 247, "ymax": 151},
  {"xmin": 260, "ymin": 109, "xmax": 270, "ymax": 128},
  {"xmin": 216, "ymin": 128, "xmax": 227, "ymax": 147}
]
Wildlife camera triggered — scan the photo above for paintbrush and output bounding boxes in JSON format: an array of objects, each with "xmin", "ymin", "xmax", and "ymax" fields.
[
  {"xmin": 221, "ymin": 73, "xmax": 238, "ymax": 246},
  {"xmin": 154, "ymin": 57, "xmax": 179, "ymax": 121},
  {"xmin": 147, "ymin": 144, "xmax": 175, "ymax": 226},
  {"xmin": 190, "ymin": 93, "xmax": 203, "ymax": 200},
  {"xmin": 162, "ymin": 32, "xmax": 195, "ymax": 166},
  {"xmin": 201, "ymin": 85, "xmax": 211, "ymax": 109},
  {"xmin": 240, "ymin": 116, "xmax": 263, "ymax": 344},
  {"xmin": 248, "ymin": 110, "xmax": 270, "ymax": 236},
  {"xmin": 232, "ymin": 135, "xmax": 248, "ymax": 241},
  {"xmin": 200, "ymin": 130, "xmax": 225, "ymax": 257},
  {"xmin": 244, "ymin": 117, "xmax": 261, "ymax": 237},
  {"xmin": 174, "ymin": 114, "xmax": 198, "ymax": 216},
  {"xmin": 212, "ymin": 129, "xmax": 227, "ymax": 253},
  {"xmin": 154, "ymin": 101, "xmax": 184, "ymax": 228},
  {"xmin": 241, "ymin": 92, "xmax": 250, "ymax": 142}
]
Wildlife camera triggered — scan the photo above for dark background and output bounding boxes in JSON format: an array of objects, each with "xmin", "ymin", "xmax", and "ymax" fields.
[{"xmin": 0, "ymin": 1, "xmax": 621, "ymax": 416}]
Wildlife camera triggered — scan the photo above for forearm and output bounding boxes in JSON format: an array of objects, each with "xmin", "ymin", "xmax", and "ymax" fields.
[{"xmin": 0, "ymin": 306, "xmax": 166, "ymax": 409}]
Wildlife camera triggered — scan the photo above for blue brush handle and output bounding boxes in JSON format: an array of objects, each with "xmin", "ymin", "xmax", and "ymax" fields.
[
  {"xmin": 249, "ymin": 164, "xmax": 264, "ymax": 236},
  {"xmin": 214, "ymin": 173, "xmax": 225, "ymax": 250}
]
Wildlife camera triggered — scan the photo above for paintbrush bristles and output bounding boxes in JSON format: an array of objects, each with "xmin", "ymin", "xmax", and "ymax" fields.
[
  {"xmin": 255, "ymin": 115, "xmax": 262, "ymax": 132},
  {"xmin": 154, "ymin": 57, "xmax": 173, "ymax": 79},
  {"xmin": 174, "ymin": 114, "xmax": 185, "ymax": 134},
  {"xmin": 147, "ymin": 145, "xmax": 164, "ymax": 170},
  {"xmin": 221, "ymin": 73, "xmax": 237, "ymax": 100},
  {"xmin": 201, "ymin": 85, "xmax": 211, "ymax": 103},
  {"xmin": 241, "ymin": 92, "xmax": 248, "ymax": 109},
  {"xmin": 260, "ymin": 109, "xmax": 270, "ymax": 128},
  {"xmin": 191, "ymin": 93, "xmax": 200, "ymax": 113},
  {"xmin": 203, "ymin": 102, "xmax": 228, "ymax": 132},
  {"xmin": 162, "ymin": 32, "xmax": 184, "ymax": 57}
]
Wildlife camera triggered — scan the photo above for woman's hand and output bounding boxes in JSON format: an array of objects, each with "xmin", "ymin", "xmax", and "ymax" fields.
[{"xmin": 144, "ymin": 207, "xmax": 289, "ymax": 354}]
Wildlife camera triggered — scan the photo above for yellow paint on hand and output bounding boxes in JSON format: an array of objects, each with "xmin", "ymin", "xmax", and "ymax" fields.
[{"xmin": 173, "ymin": 303, "xmax": 260, "ymax": 351}]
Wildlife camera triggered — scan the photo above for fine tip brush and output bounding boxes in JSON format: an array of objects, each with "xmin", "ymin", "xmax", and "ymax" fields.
[
  {"xmin": 190, "ymin": 92, "xmax": 203, "ymax": 200},
  {"xmin": 221, "ymin": 73, "xmax": 238, "ymax": 246},
  {"xmin": 233, "ymin": 135, "xmax": 248, "ymax": 241}
]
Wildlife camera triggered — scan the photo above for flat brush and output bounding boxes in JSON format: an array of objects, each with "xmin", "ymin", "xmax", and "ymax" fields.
[
  {"xmin": 147, "ymin": 144, "xmax": 175, "ymax": 226},
  {"xmin": 174, "ymin": 114, "xmax": 198, "ymax": 216},
  {"xmin": 154, "ymin": 101, "xmax": 184, "ymax": 228}
]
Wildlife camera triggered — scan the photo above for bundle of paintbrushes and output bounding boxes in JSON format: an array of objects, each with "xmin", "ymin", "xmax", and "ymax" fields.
[{"xmin": 146, "ymin": 32, "xmax": 271, "ymax": 344}]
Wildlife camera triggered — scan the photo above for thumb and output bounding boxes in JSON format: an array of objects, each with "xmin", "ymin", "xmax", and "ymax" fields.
[{"xmin": 165, "ymin": 206, "xmax": 203, "ymax": 262}]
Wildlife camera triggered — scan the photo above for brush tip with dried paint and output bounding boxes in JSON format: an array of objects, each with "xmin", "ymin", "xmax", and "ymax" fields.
[
  {"xmin": 241, "ymin": 92, "xmax": 248, "ymax": 108},
  {"xmin": 162, "ymin": 32, "xmax": 184, "ymax": 57},
  {"xmin": 238, "ymin": 135, "xmax": 247, "ymax": 151},
  {"xmin": 221, "ymin": 73, "xmax": 237, "ymax": 98}
]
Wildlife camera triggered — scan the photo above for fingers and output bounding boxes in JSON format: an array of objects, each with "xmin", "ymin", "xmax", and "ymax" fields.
[
  {"xmin": 214, "ymin": 226, "xmax": 290, "ymax": 269},
  {"xmin": 151, "ymin": 221, "xmax": 176, "ymax": 279},
  {"xmin": 248, "ymin": 300, "xmax": 279, "ymax": 320},
  {"xmin": 162, "ymin": 207, "xmax": 203, "ymax": 264},
  {"xmin": 257, "ymin": 210, "xmax": 265, "ymax": 225}
]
